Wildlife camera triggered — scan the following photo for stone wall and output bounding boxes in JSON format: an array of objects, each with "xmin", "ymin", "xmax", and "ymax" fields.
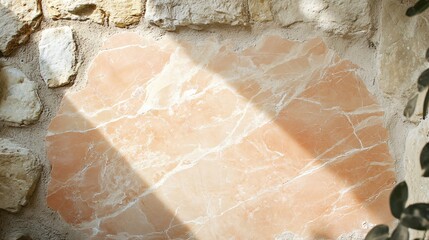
[{"xmin": 0, "ymin": 0, "xmax": 425, "ymax": 239}]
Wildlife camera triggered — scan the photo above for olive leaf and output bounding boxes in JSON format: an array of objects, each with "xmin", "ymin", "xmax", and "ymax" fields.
[
  {"xmin": 390, "ymin": 181, "xmax": 408, "ymax": 219},
  {"xmin": 420, "ymin": 142, "xmax": 429, "ymax": 177},
  {"xmin": 400, "ymin": 203, "xmax": 429, "ymax": 230},
  {"xmin": 390, "ymin": 224, "xmax": 409, "ymax": 240},
  {"xmin": 404, "ymin": 94, "xmax": 418, "ymax": 118},
  {"xmin": 364, "ymin": 225, "xmax": 389, "ymax": 240},
  {"xmin": 406, "ymin": 0, "xmax": 429, "ymax": 17},
  {"xmin": 418, "ymin": 68, "xmax": 429, "ymax": 92},
  {"xmin": 423, "ymin": 88, "xmax": 429, "ymax": 119},
  {"xmin": 426, "ymin": 48, "xmax": 429, "ymax": 62}
]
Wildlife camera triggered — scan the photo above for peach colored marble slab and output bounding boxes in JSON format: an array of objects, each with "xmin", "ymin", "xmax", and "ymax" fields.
[{"xmin": 46, "ymin": 32, "xmax": 395, "ymax": 239}]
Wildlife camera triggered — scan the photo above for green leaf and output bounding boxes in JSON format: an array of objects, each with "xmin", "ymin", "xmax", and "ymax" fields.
[
  {"xmin": 426, "ymin": 48, "xmax": 429, "ymax": 62},
  {"xmin": 404, "ymin": 94, "xmax": 418, "ymax": 118},
  {"xmin": 390, "ymin": 224, "xmax": 409, "ymax": 240},
  {"xmin": 364, "ymin": 225, "xmax": 389, "ymax": 240},
  {"xmin": 418, "ymin": 69, "xmax": 429, "ymax": 92},
  {"xmin": 420, "ymin": 143, "xmax": 429, "ymax": 177},
  {"xmin": 390, "ymin": 181, "xmax": 408, "ymax": 219},
  {"xmin": 423, "ymin": 88, "xmax": 429, "ymax": 119},
  {"xmin": 400, "ymin": 203, "xmax": 429, "ymax": 230},
  {"xmin": 406, "ymin": 0, "xmax": 429, "ymax": 17}
]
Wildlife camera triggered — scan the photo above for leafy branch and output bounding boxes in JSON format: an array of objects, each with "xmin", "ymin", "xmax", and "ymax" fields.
[
  {"xmin": 365, "ymin": 1, "xmax": 429, "ymax": 239},
  {"xmin": 365, "ymin": 142, "xmax": 429, "ymax": 240}
]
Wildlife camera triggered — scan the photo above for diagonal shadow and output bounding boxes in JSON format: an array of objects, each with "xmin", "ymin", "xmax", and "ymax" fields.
[
  {"xmin": 164, "ymin": 33, "xmax": 396, "ymax": 239},
  {"xmin": 44, "ymin": 30, "xmax": 396, "ymax": 240},
  {"xmin": 46, "ymin": 99, "xmax": 195, "ymax": 239}
]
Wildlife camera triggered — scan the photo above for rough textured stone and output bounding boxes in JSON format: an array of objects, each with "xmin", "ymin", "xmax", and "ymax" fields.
[
  {"xmin": 44, "ymin": 0, "xmax": 143, "ymax": 27},
  {"xmin": 7, "ymin": 234, "xmax": 33, "ymax": 240},
  {"xmin": 145, "ymin": 0, "xmax": 249, "ymax": 30},
  {"xmin": 0, "ymin": 139, "xmax": 42, "ymax": 213},
  {"xmin": 379, "ymin": 0, "xmax": 429, "ymax": 95},
  {"xmin": 0, "ymin": 0, "xmax": 42, "ymax": 56},
  {"xmin": 272, "ymin": 0, "xmax": 371, "ymax": 36},
  {"xmin": 15, "ymin": 235, "xmax": 32, "ymax": 240},
  {"xmin": 39, "ymin": 26, "xmax": 78, "ymax": 88},
  {"xmin": 403, "ymin": 88, "xmax": 429, "ymax": 122},
  {"xmin": 105, "ymin": 1, "xmax": 143, "ymax": 27},
  {"xmin": 404, "ymin": 118, "xmax": 429, "ymax": 239},
  {"xmin": 0, "ymin": 66, "xmax": 42, "ymax": 126},
  {"xmin": 404, "ymin": 118, "xmax": 429, "ymax": 203},
  {"xmin": 248, "ymin": 0, "xmax": 273, "ymax": 22}
]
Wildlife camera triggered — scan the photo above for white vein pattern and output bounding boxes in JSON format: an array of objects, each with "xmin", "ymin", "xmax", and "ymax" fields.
[{"xmin": 46, "ymin": 33, "xmax": 395, "ymax": 240}]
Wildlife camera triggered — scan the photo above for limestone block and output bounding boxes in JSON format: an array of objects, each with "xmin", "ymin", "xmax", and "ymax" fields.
[
  {"xmin": 0, "ymin": 139, "xmax": 42, "ymax": 213},
  {"xmin": 379, "ymin": 0, "xmax": 429, "ymax": 95},
  {"xmin": 0, "ymin": 0, "xmax": 42, "ymax": 56},
  {"xmin": 45, "ymin": 0, "xmax": 104, "ymax": 24},
  {"xmin": 145, "ymin": 0, "xmax": 249, "ymax": 30},
  {"xmin": 7, "ymin": 234, "xmax": 33, "ymax": 240},
  {"xmin": 248, "ymin": 0, "xmax": 273, "ymax": 22},
  {"xmin": 403, "ymin": 87, "xmax": 429, "ymax": 122},
  {"xmin": 44, "ymin": 0, "xmax": 143, "ymax": 27},
  {"xmin": 105, "ymin": 0, "xmax": 144, "ymax": 28},
  {"xmin": 0, "ymin": 66, "xmax": 42, "ymax": 126},
  {"xmin": 404, "ymin": 118, "xmax": 429, "ymax": 234},
  {"xmin": 39, "ymin": 26, "xmax": 78, "ymax": 88},
  {"xmin": 271, "ymin": 0, "xmax": 371, "ymax": 36}
]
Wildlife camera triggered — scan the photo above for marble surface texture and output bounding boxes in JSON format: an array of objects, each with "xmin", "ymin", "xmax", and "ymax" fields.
[{"xmin": 46, "ymin": 33, "xmax": 395, "ymax": 239}]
